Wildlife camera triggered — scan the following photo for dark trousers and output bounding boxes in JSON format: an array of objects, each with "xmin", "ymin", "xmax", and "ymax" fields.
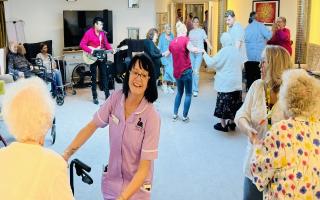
[
  {"xmin": 90, "ymin": 60, "xmax": 109, "ymax": 99},
  {"xmin": 243, "ymin": 177, "xmax": 263, "ymax": 200},
  {"xmin": 244, "ymin": 61, "xmax": 261, "ymax": 91}
]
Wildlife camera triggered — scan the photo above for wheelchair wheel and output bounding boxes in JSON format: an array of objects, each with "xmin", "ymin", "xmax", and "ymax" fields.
[
  {"xmin": 51, "ymin": 124, "xmax": 56, "ymax": 145},
  {"xmin": 72, "ymin": 63, "xmax": 91, "ymax": 88},
  {"xmin": 56, "ymin": 94, "xmax": 64, "ymax": 106},
  {"xmin": 72, "ymin": 90, "xmax": 77, "ymax": 95}
]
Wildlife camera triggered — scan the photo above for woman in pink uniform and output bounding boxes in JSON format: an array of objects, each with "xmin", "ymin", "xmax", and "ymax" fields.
[{"xmin": 63, "ymin": 53, "xmax": 161, "ymax": 200}]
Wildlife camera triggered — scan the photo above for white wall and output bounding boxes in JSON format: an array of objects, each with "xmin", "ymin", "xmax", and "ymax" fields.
[
  {"xmin": 4, "ymin": 0, "xmax": 156, "ymax": 56},
  {"xmin": 0, "ymin": 48, "xmax": 5, "ymax": 74}
]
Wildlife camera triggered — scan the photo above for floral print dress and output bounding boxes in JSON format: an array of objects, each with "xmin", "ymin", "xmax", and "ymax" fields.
[{"xmin": 251, "ymin": 117, "xmax": 320, "ymax": 200}]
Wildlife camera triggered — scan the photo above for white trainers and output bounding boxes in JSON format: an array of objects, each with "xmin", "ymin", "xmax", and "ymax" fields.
[
  {"xmin": 182, "ymin": 116, "xmax": 190, "ymax": 122},
  {"xmin": 172, "ymin": 114, "xmax": 178, "ymax": 122},
  {"xmin": 167, "ymin": 87, "xmax": 175, "ymax": 94},
  {"xmin": 161, "ymin": 85, "xmax": 168, "ymax": 94},
  {"xmin": 193, "ymin": 91, "xmax": 198, "ymax": 97}
]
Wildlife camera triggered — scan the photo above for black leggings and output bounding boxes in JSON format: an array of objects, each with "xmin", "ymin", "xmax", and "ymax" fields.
[{"xmin": 244, "ymin": 61, "xmax": 261, "ymax": 91}]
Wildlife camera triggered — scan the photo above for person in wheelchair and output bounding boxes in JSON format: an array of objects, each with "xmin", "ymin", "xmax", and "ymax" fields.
[
  {"xmin": 7, "ymin": 41, "xmax": 35, "ymax": 80},
  {"xmin": 0, "ymin": 77, "xmax": 73, "ymax": 200},
  {"xmin": 36, "ymin": 43, "xmax": 64, "ymax": 97}
]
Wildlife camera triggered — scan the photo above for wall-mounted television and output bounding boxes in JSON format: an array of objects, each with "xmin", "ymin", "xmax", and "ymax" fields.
[{"xmin": 63, "ymin": 10, "xmax": 113, "ymax": 49}]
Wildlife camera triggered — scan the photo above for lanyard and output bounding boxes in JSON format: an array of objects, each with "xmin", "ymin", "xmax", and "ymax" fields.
[{"xmin": 259, "ymin": 86, "xmax": 274, "ymax": 130}]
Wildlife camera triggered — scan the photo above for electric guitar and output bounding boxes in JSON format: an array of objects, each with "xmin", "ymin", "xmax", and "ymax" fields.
[{"xmin": 83, "ymin": 45, "xmax": 128, "ymax": 65}]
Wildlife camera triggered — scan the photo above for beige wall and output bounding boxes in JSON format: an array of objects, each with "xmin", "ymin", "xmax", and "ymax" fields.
[
  {"xmin": 309, "ymin": 0, "xmax": 320, "ymax": 44},
  {"xmin": 227, "ymin": 0, "xmax": 298, "ymax": 61},
  {"xmin": 4, "ymin": 0, "xmax": 156, "ymax": 56}
]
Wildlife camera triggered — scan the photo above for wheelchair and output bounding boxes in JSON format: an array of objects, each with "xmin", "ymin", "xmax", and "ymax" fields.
[{"xmin": 34, "ymin": 57, "xmax": 76, "ymax": 106}]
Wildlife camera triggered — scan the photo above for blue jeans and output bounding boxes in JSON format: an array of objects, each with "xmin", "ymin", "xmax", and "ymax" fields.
[
  {"xmin": 174, "ymin": 68, "xmax": 192, "ymax": 117},
  {"xmin": 51, "ymin": 69, "xmax": 63, "ymax": 92},
  {"xmin": 243, "ymin": 177, "xmax": 263, "ymax": 200},
  {"xmin": 190, "ymin": 52, "xmax": 203, "ymax": 93}
]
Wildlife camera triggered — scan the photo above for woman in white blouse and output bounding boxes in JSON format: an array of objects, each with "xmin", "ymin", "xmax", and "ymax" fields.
[
  {"xmin": 36, "ymin": 43, "xmax": 63, "ymax": 96},
  {"xmin": 234, "ymin": 45, "xmax": 293, "ymax": 200}
]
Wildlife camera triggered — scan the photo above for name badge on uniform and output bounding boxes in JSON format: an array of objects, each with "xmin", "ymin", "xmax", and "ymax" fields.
[
  {"xmin": 111, "ymin": 114, "xmax": 119, "ymax": 125},
  {"xmin": 135, "ymin": 117, "xmax": 144, "ymax": 132}
]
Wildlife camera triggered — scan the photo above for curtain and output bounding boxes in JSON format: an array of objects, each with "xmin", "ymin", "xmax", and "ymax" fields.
[
  {"xmin": 0, "ymin": 1, "xmax": 7, "ymax": 48},
  {"xmin": 6, "ymin": 20, "xmax": 26, "ymax": 43}
]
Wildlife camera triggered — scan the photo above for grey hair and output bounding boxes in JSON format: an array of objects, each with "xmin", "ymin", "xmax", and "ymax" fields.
[
  {"xmin": 224, "ymin": 10, "xmax": 235, "ymax": 18},
  {"xmin": 279, "ymin": 69, "xmax": 320, "ymax": 118},
  {"xmin": 163, "ymin": 24, "xmax": 171, "ymax": 31},
  {"xmin": 2, "ymin": 77, "xmax": 55, "ymax": 142}
]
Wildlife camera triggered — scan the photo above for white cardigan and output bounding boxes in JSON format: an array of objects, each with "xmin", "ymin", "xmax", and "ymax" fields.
[
  {"xmin": 203, "ymin": 46, "xmax": 242, "ymax": 93},
  {"xmin": 234, "ymin": 79, "xmax": 285, "ymax": 179}
]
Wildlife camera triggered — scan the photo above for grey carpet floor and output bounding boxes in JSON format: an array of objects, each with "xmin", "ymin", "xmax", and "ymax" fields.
[{"xmin": 0, "ymin": 70, "xmax": 247, "ymax": 200}]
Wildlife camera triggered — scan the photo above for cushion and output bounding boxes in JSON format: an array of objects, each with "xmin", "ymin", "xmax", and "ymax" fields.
[{"xmin": 23, "ymin": 40, "xmax": 52, "ymax": 64}]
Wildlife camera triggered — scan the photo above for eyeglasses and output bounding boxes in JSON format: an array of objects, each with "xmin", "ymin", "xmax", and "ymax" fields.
[{"xmin": 130, "ymin": 70, "xmax": 149, "ymax": 80}]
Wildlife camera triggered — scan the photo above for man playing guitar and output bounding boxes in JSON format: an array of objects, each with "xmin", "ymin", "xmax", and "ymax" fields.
[{"xmin": 80, "ymin": 17, "xmax": 115, "ymax": 104}]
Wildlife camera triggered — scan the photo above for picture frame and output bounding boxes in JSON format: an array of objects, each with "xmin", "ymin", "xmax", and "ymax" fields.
[
  {"xmin": 127, "ymin": 27, "xmax": 139, "ymax": 40},
  {"xmin": 252, "ymin": 0, "xmax": 280, "ymax": 26},
  {"xmin": 128, "ymin": 0, "xmax": 139, "ymax": 8}
]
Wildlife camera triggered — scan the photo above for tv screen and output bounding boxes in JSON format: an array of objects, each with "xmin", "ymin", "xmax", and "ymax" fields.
[{"xmin": 63, "ymin": 10, "xmax": 113, "ymax": 49}]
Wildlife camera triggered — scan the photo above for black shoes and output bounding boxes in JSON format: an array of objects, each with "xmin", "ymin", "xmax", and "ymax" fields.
[
  {"xmin": 214, "ymin": 123, "xmax": 229, "ymax": 132},
  {"xmin": 227, "ymin": 121, "xmax": 236, "ymax": 131},
  {"xmin": 214, "ymin": 121, "xmax": 237, "ymax": 132},
  {"xmin": 93, "ymin": 98, "xmax": 99, "ymax": 105}
]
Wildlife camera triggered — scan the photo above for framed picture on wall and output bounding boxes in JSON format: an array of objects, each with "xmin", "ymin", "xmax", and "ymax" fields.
[
  {"xmin": 128, "ymin": 0, "xmax": 139, "ymax": 8},
  {"xmin": 127, "ymin": 27, "xmax": 139, "ymax": 40},
  {"xmin": 252, "ymin": 0, "xmax": 280, "ymax": 25}
]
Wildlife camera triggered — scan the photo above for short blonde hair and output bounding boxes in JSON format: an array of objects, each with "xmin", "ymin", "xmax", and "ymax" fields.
[
  {"xmin": 2, "ymin": 77, "xmax": 55, "ymax": 142},
  {"xmin": 262, "ymin": 45, "xmax": 293, "ymax": 92},
  {"xmin": 176, "ymin": 21, "xmax": 187, "ymax": 35},
  {"xmin": 279, "ymin": 69, "xmax": 320, "ymax": 118}
]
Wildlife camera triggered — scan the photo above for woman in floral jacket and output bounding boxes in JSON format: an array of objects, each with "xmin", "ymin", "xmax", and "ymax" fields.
[{"xmin": 250, "ymin": 69, "xmax": 320, "ymax": 200}]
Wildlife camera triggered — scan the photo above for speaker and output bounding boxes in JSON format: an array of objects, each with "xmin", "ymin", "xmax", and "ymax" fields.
[{"xmin": 103, "ymin": 10, "xmax": 113, "ymax": 43}]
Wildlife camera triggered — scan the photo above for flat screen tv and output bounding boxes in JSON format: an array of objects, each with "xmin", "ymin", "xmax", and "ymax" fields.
[{"xmin": 63, "ymin": 10, "xmax": 113, "ymax": 49}]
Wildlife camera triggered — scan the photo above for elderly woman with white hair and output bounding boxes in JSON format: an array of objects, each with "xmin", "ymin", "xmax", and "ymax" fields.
[
  {"xmin": 203, "ymin": 32, "xmax": 243, "ymax": 132},
  {"xmin": 168, "ymin": 21, "xmax": 199, "ymax": 122},
  {"xmin": 7, "ymin": 41, "xmax": 34, "ymax": 80},
  {"xmin": 0, "ymin": 77, "xmax": 73, "ymax": 200},
  {"xmin": 158, "ymin": 23, "xmax": 175, "ymax": 94},
  {"xmin": 250, "ymin": 69, "xmax": 320, "ymax": 200}
]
